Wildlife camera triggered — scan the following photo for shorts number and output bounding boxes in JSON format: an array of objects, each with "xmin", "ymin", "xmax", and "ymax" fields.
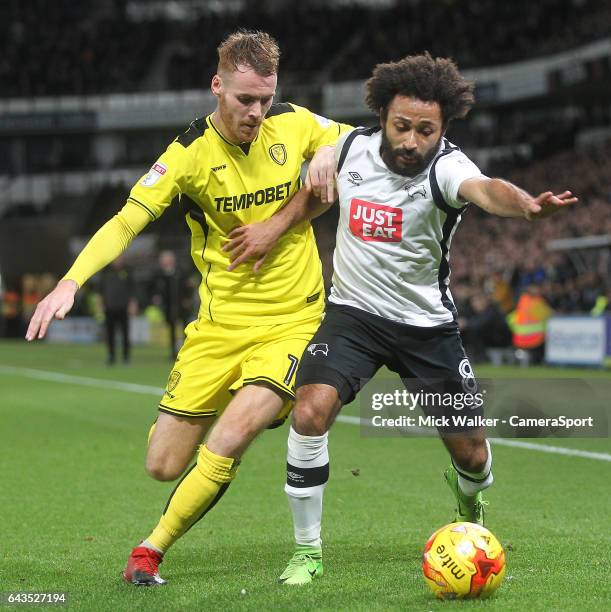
[{"xmin": 284, "ymin": 354, "xmax": 299, "ymax": 385}]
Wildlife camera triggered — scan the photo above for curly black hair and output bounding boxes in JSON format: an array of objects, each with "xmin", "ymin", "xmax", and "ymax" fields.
[{"xmin": 365, "ymin": 52, "xmax": 475, "ymax": 126}]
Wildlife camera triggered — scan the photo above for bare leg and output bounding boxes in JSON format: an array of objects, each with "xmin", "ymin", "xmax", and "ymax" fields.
[{"xmin": 146, "ymin": 413, "xmax": 214, "ymax": 481}]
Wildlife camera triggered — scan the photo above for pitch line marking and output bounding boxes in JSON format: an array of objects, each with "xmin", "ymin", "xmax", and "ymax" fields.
[
  {"xmin": 0, "ymin": 364, "xmax": 163, "ymax": 395},
  {"xmin": 2, "ymin": 365, "xmax": 610, "ymax": 463},
  {"xmin": 336, "ymin": 415, "xmax": 611, "ymax": 461}
]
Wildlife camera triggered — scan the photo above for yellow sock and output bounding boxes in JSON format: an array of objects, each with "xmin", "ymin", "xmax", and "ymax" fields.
[{"xmin": 147, "ymin": 445, "xmax": 239, "ymax": 553}]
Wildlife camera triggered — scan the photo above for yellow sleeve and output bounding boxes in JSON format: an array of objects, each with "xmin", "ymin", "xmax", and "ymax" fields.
[
  {"xmin": 63, "ymin": 139, "xmax": 196, "ymax": 287},
  {"xmin": 62, "ymin": 201, "xmax": 151, "ymax": 288},
  {"xmin": 290, "ymin": 104, "xmax": 353, "ymax": 159},
  {"xmin": 127, "ymin": 140, "xmax": 195, "ymax": 219}
]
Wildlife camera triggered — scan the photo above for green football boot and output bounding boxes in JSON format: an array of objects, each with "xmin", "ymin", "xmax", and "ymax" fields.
[
  {"xmin": 444, "ymin": 464, "xmax": 487, "ymax": 526},
  {"xmin": 278, "ymin": 545, "xmax": 324, "ymax": 585}
]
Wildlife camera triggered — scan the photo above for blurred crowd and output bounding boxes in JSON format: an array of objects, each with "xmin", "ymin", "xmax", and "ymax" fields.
[
  {"xmin": 0, "ymin": 0, "xmax": 164, "ymax": 97},
  {"xmin": 447, "ymin": 141, "xmax": 610, "ymax": 360},
  {"xmin": 0, "ymin": 253, "xmax": 199, "ymax": 364},
  {"xmin": 452, "ymin": 141, "xmax": 611, "ymax": 310},
  {"xmin": 0, "ymin": 273, "xmax": 57, "ymax": 338},
  {"xmin": 2, "ymin": 0, "xmax": 610, "ymax": 96},
  {"xmin": 451, "ymin": 144, "xmax": 611, "ymax": 300},
  {"xmin": 309, "ymin": 0, "xmax": 611, "ymax": 81}
]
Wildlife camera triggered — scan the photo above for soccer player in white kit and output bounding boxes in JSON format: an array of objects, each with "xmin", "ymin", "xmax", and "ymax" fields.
[{"xmin": 225, "ymin": 53, "xmax": 577, "ymax": 585}]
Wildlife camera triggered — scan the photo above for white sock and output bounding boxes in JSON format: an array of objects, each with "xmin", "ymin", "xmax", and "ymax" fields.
[
  {"xmin": 285, "ymin": 427, "xmax": 329, "ymax": 548},
  {"xmin": 141, "ymin": 539, "xmax": 164, "ymax": 554},
  {"xmin": 454, "ymin": 440, "xmax": 493, "ymax": 496}
]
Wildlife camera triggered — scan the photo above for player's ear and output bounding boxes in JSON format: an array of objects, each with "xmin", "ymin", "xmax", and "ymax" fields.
[{"xmin": 211, "ymin": 74, "xmax": 222, "ymax": 97}]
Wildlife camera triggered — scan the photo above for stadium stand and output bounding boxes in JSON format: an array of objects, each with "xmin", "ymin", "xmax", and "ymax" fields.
[{"xmin": 2, "ymin": 0, "xmax": 611, "ymax": 96}]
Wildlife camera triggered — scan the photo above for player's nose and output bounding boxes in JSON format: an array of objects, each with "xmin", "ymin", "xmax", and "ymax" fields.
[
  {"xmin": 248, "ymin": 102, "xmax": 263, "ymax": 121},
  {"xmin": 402, "ymin": 130, "xmax": 417, "ymax": 150}
]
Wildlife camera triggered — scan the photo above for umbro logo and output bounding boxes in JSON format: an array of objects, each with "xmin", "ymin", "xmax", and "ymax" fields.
[
  {"xmin": 211, "ymin": 164, "xmax": 227, "ymax": 172},
  {"xmin": 347, "ymin": 171, "xmax": 363, "ymax": 186}
]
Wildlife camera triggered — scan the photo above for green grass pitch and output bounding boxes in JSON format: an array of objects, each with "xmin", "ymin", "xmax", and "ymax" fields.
[{"xmin": 1, "ymin": 340, "xmax": 610, "ymax": 611}]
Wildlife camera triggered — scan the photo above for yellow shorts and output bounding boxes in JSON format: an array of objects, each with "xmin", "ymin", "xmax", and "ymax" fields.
[{"xmin": 158, "ymin": 315, "xmax": 321, "ymax": 426}]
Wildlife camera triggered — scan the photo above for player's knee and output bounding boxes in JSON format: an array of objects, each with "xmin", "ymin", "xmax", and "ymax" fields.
[
  {"xmin": 453, "ymin": 439, "xmax": 488, "ymax": 473},
  {"xmin": 145, "ymin": 455, "xmax": 184, "ymax": 482},
  {"xmin": 292, "ymin": 398, "xmax": 329, "ymax": 436}
]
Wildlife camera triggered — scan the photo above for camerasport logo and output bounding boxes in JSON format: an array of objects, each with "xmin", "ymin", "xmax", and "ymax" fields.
[
  {"xmin": 349, "ymin": 198, "xmax": 403, "ymax": 242},
  {"xmin": 140, "ymin": 162, "xmax": 167, "ymax": 187}
]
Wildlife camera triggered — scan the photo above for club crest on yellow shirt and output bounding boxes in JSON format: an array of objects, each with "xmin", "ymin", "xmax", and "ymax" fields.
[
  {"xmin": 269, "ymin": 143, "xmax": 287, "ymax": 165},
  {"xmin": 167, "ymin": 370, "xmax": 181, "ymax": 393}
]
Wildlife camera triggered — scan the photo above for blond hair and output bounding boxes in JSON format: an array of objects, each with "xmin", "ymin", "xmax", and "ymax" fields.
[{"xmin": 217, "ymin": 30, "xmax": 280, "ymax": 76}]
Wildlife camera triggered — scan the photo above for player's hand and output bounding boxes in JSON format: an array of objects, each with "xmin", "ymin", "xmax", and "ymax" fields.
[
  {"xmin": 306, "ymin": 145, "xmax": 337, "ymax": 204},
  {"xmin": 25, "ymin": 279, "xmax": 79, "ymax": 341},
  {"xmin": 523, "ymin": 190, "xmax": 578, "ymax": 220},
  {"xmin": 223, "ymin": 217, "xmax": 282, "ymax": 273}
]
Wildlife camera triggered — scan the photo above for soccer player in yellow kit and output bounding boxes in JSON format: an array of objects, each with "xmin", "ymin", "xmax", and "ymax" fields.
[{"xmin": 26, "ymin": 30, "xmax": 351, "ymax": 585}]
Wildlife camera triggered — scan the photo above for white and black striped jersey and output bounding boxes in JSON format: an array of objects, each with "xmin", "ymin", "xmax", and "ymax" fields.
[{"xmin": 328, "ymin": 127, "xmax": 484, "ymax": 327}]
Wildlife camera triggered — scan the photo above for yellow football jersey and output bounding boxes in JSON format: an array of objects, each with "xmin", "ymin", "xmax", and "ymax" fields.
[{"xmin": 127, "ymin": 103, "xmax": 350, "ymax": 326}]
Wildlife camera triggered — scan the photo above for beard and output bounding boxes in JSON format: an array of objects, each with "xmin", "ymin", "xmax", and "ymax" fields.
[{"xmin": 380, "ymin": 130, "xmax": 441, "ymax": 177}]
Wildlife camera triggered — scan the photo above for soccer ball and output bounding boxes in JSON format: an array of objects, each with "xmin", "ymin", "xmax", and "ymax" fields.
[{"xmin": 422, "ymin": 522, "xmax": 506, "ymax": 599}]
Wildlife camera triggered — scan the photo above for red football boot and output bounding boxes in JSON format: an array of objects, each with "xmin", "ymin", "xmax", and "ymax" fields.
[{"xmin": 123, "ymin": 545, "xmax": 166, "ymax": 586}]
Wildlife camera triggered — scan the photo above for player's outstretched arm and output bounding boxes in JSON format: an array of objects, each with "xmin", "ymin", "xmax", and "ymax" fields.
[
  {"xmin": 224, "ymin": 186, "xmax": 331, "ymax": 272},
  {"xmin": 25, "ymin": 202, "xmax": 151, "ymax": 341},
  {"xmin": 459, "ymin": 177, "xmax": 578, "ymax": 220}
]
